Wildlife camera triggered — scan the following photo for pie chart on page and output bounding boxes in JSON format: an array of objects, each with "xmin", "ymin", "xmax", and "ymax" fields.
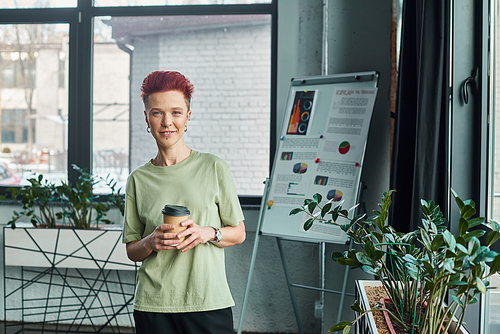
[
  {"xmin": 293, "ymin": 163, "xmax": 308, "ymax": 174},
  {"xmin": 338, "ymin": 141, "xmax": 350, "ymax": 155}
]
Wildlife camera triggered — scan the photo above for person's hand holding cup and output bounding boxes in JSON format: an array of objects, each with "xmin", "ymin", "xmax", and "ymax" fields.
[{"xmin": 162, "ymin": 205, "xmax": 190, "ymax": 246}]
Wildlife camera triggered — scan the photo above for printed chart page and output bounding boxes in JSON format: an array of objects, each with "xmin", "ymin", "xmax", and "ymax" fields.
[{"xmin": 262, "ymin": 83, "xmax": 378, "ymax": 244}]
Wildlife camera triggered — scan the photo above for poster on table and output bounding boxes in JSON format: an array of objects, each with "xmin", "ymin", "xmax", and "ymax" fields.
[{"xmin": 264, "ymin": 79, "xmax": 378, "ymax": 244}]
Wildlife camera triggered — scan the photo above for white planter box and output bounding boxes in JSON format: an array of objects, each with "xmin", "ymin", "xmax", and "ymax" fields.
[
  {"xmin": 355, "ymin": 280, "xmax": 380, "ymax": 334},
  {"xmin": 3, "ymin": 226, "xmax": 137, "ymax": 330},
  {"xmin": 4, "ymin": 226, "xmax": 134, "ymax": 270}
]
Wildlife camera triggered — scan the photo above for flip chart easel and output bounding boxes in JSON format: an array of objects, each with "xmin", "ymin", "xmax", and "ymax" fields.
[{"xmin": 237, "ymin": 72, "xmax": 379, "ymax": 334}]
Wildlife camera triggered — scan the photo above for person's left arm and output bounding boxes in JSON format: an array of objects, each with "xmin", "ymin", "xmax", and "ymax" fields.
[{"xmin": 174, "ymin": 220, "xmax": 245, "ymax": 252}]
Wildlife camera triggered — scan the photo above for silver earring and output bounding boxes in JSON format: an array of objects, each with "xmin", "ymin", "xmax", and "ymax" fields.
[
  {"xmin": 185, "ymin": 125, "xmax": 188, "ymax": 132},
  {"xmin": 147, "ymin": 127, "xmax": 151, "ymax": 133}
]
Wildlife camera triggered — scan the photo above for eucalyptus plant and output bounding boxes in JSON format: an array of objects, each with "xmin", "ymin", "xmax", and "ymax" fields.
[{"xmin": 290, "ymin": 189, "xmax": 500, "ymax": 334}]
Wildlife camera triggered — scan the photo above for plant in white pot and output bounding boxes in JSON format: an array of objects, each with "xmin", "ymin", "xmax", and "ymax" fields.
[
  {"xmin": 290, "ymin": 190, "xmax": 500, "ymax": 334},
  {"xmin": 4, "ymin": 164, "xmax": 124, "ymax": 229}
]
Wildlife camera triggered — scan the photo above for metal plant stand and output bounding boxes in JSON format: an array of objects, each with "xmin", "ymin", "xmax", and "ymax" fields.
[{"xmin": 3, "ymin": 227, "xmax": 137, "ymax": 333}]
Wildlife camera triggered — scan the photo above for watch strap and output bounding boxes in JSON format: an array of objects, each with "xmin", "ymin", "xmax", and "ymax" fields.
[{"xmin": 210, "ymin": 226, "xmax": 221, "ymax": 243}]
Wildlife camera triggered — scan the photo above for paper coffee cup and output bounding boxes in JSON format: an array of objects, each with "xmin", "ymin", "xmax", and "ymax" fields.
[{"xmin": 162, "ymin": 205, "xmax": 190, "ymax": 244}]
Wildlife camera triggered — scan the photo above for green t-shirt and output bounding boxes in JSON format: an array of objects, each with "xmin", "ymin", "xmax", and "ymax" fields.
[{"xmin": 122, "ymin": 150, "xmax": 245, "ymax": 313}]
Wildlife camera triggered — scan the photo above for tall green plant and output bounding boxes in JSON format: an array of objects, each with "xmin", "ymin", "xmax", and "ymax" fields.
[
  {"xmin": 291, "ymin": 191, "xmax": 424, "ymax": 332},
  {"xmin": 290, "ymin": 190, "xmax": 500, "ymax": 334},
  {"xmin": 416, "ymin": 190, "xmax": 500, "ymax": 334}
]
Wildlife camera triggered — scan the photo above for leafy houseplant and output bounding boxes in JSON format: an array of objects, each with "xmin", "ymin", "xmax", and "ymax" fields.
[
  {"xmin": 7, "ymin": 174, "xmax": 60, "ymax": 228},
  {"xmin": 4, "ymin": 165, "xmax": 125, "ymax": 229},
  {"xmin": 290, "ymin": 190, "xmax": 500, "ymax": 334}
]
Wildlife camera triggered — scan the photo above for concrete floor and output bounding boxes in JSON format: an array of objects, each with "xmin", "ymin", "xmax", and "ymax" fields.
[
  {"xmin": 0, "ymin": 322, "xmax": 134, "ymax": 334},
  {"xmin": 0, "ymin": 322, "xmax": 289, "ymax": 334}
]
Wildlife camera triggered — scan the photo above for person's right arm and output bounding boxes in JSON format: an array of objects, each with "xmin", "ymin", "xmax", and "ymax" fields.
[{"xmin": 126, "ymin": 223, "xmax": 182, "ymax": 262}]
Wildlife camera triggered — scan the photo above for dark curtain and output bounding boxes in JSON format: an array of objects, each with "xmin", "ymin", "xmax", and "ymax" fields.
[{"xmin": 389, "ymin": 0, "xmax": 450, "ymax": 232}]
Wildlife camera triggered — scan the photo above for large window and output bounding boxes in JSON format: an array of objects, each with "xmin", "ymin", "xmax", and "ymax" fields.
[
  {"xmin": 486, "ymin": 1, "xmax": 500, "ymax": 333},
  {"xmin": 92, "ymin": 14, "xmax": 271, "ymax": 195},
  {"xmin": 0, "ymin": 0, "xmax": 77, "ymax": 9},
  {"xmin": 0, "ymin": 23, "xmax": 69, "ymax": 185},
  {"xmin": 93, "ymin": 0, "xmax": 271, "ymax": 6},
  {"xmin": 0, "ymin": 1, "xmax": 276, "ymax": 205}
]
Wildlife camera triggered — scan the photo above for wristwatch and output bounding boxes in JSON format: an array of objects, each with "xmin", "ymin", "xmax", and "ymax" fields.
[{"xmin": 210, "ymin": 226, "xmax": 221, "ymax": 243}]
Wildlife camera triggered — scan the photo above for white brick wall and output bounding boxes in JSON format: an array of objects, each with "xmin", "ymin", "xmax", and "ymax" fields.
[{"xmin": 130, "ymin": 21, "xmax": 271, "ymax": 196}]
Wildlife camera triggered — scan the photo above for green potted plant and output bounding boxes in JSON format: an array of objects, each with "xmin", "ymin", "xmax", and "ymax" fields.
[
  {"xmin": 3, "ymin": 164, "xmax": 129, "ymax": 270},
  {"xmin": 4, "ymin": 164, "xmax": 124, "ymax": 229},
  {"xmin": 55, "ymin": 165, "xmax": 122, "ymax": 229},
  {"xmin": 290, "ymin": 190, "xmax": 500, "ymax": 334},
  {"xmin": 6, "ymin": 174, "xmax": 60, "ymax": 228}
]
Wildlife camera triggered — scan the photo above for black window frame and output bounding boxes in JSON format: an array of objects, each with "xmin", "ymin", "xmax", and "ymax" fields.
[{"xmin": 0, "ymin": 0, "xmax": 277, "ymax": 209}]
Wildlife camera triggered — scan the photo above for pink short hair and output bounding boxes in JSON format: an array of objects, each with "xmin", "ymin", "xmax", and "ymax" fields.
[{"xmin": 140, "ymin": 71, "xmax": 194, "ymax": 109}]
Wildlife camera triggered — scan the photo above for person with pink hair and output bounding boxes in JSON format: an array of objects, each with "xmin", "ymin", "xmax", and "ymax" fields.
[{"xmin": 122, "ymin": 71, "xmax": 246, "ymax": 334}]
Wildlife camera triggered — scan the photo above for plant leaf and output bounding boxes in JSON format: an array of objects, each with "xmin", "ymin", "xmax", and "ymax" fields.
[
  {"xmin": 451, "ymin": 294, "xmax": 464, "ymax": 308},
  {"xmin": 289, "ymin": 208, "xmax": 302, "ymax": 216},
  {"xmin": 360, "ymin": 265, "xmax": 379, "ymax": 275},
  {"xmin": 487, "ymin": 231, "xmax": 500, "ymax": 247},
  {"xmin": 461, "ymin": 204, "xmax": 476, "ymax": 220},
  {"xmin": 356, "ymin": 252, "xmax": 372, "ymax": 265},
  {"xmin": 443, "ymin": 230, "xmax": 456, "ymax": 250},
  {"xmin": 468, "ymin": 237, "xmax": 480, "ymax": 256},
  {"xmin": 488, "ymin": 254, "xmax": 500, "ymax": 273},
  {"xmin": 321, "ymin": 202, "xmax": 332, "ymax": 218},
  {"xmin": 431, "ymin": 234, "xmax": 444, "ymax": 251},
  {"xmin": 459, "ymin": 218, "xmax": 469, "ymax": 236},
  {"xmin": 464, "ymin": 230, "xmax": 486, "ymax": 242},
  {"xmin": 332, "ymin": 252, "xmax": 343, "ymax": 261},
  {"xmin": 307, "ymin": 201, "xmax": 317, "ymax": 214},
  {"xmin": 350, "ymin": 301, "xmax": 363, "ymax": 313},
  {"xmin": 328, "ymin": 321, "xmax": 351, "ymax": 332},
  {"xmin": 469, "ymin": 217, "xmax": 486, "ymax": 229},
  {"xmin": 303, "ymin": 218, "xmax": 314, "ymax": 231},
  {"xmin": 451, "ymin": 188, "xmax": 464, "ymax": 209},
  {"xmin": 313, "ymin": 193, "xmax": 322, "ymax": 204},
  {"xmin": 476, "ymin": 277, "xmax": 487, "ymax": 294}
]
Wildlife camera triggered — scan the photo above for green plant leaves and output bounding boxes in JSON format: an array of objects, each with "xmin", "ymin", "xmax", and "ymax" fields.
[
  {"xmin": 459, "ymin": 218, "xmax": 469, "ymax": 236},
  {"xmin": 486, "ymin": 231, "xmax": 500, "ymax": 247},
  {"xmin": 290, "ymin": 188, "xmax": 499, "ymax": 334},
  {"xmin": 355, "ymin": 252, "xmax": 372, "ymax": 266},
  {"xmin": 332, "ymin": 252, "xmax": 343, "ymax": 261},
  {"xmin": 360, "ymin": 265, "xmax": 379, "ymax": 275},
  {"xmin": 443, "ymin": 230, "xmax": 456, "ymax": 249},
  {"xmin": 468, "ymin": 237, "xmax": 480, "ymax": 256},
  {"xmin": 328, "ymin": 321, "xmax": 351, "ymax": 333},
  {"xmin": 322, "ymin": 202, "xmax": 332, "ymax": 218},
  {"xmin": 476, "ymin": 277, "xmax": 487, "ymax": 294},
  {"xmin": 289, "ymin": 208, "xmax": 302, "ymax": 216},
  {"xmin": 489, "ymin": 254, "xmax": 500, "ymax": 274},
  {"xmin": 469, "ymin": 217, "xmax": 486, "ymax": 229},
  {"xmin": 350, "ymin": 301, "xmax": 363, "ymax": 313},
  {"xmin": 303, "ymin": 218, "xmax": 314, "ymax": 231},
  {"xmin": 307, "ymin": 201, "xmax": 317, "ymax": 214},
  {"xmin": 460, "ymin": 204, "xmax": 476, "ymax": 220},
  {"xmin": 1, "ymin": 165, "xmax": 124, "ymax": 229}
]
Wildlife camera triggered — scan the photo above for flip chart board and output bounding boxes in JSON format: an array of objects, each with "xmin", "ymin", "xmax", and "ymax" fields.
[{"xmin": 260, "ymin": 72, "xmax": 379, "ymax": 244}]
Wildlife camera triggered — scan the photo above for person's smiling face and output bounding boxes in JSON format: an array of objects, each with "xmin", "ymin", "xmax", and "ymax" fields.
[{"xmin": 144, "ymin": 90, "xmax": 191, "ymax": 150}]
